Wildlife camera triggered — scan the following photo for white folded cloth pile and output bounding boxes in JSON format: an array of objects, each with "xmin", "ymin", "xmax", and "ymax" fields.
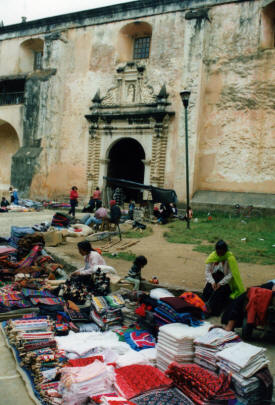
[
  {"xmin": 216, "ymin": 341, "xmax": 269, "ymax": 378},
  {"xmin": 216, "ymin": 342, "xmax": 270, "ymax": 404},
  {"xmin": 194, "ymin": 327, "xmax": 240, "ymax": 372},
  {"xmin": 230, "ymin": 373, "xmax": 260, "ymax": 404},
  {"xmin": 116, "ymin": 348, "xmax": 157, "ymax": 367},
  {"xmin": 156, "ymin": 322, "xmax": 211, "ymax": 372},
  {"xmin": 60, "ymin": 360, "xmax": 114, "ymax": 405}
]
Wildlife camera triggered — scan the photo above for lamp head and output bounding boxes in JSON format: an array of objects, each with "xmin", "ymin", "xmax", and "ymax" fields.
[{"xmin": 180, "ymin": 90, "xmax": 191, "ymax": 108}]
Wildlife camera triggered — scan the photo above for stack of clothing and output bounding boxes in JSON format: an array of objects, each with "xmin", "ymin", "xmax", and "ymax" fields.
[
  {"xmin": 216, "ymin": 342, "xmax": 272, "ymax": 403},
  {"xmin": 0, "ymin": 284, "xmax": 33, "ymax": 312},
  {"xmin": 90, "ymin": 294, "xmax": 124, "ymax": 330},
  {"xmin": 121, "ymin": 298, "xmax": 139, "ymax": 327},
  {"xmin": 153, "ymin": 296, "xmax": 204, "ymax": 327},
  {"xmin": 216, "ymin": 342, "xmax": 269, "ymax": 378},
  {"xmin": 166, "ymin": 362, "xmax": 235, "ymax": 404},
  {"xmin": 194, "ymin": 327, "xmax": 240, "ymax": 371},
  {"xmin": 60, "ymin": 359, "xmax": 115, "ymax": 405},
  {"xmin": 114, "ymin": 364, "xmax": 172, "ymax": 400},
  {"xmin": 156, "ymin": 322, "xmax": 211, "ymax": 372}
]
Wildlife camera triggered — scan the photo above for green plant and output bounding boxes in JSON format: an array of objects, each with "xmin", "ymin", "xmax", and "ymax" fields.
[{"xmin": 164, "ymin": 215, "xmax": 275, "ymax": 265}]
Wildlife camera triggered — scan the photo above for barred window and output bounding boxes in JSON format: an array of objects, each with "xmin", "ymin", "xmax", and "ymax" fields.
[
  {"xmin": 133, "ymin": 37, "xmax": 151, "ymax": 59},
  {"xmin": 34, "ymin": 51, "xmax": 43, "ymax": 70}
]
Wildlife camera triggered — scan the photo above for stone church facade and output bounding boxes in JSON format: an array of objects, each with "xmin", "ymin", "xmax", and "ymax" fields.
[{"xmin": 0, "ymin": 0, "xmax": 274, "ymax": 203}]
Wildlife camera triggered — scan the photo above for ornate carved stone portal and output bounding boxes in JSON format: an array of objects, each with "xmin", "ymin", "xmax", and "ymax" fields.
[{"xmin": 85, "ymin": 62, "xmax": 175, "ymax": 192}]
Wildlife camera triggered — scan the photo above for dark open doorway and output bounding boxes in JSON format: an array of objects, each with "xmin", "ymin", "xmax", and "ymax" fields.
[{"xmin": 107, "ymin": 138, "xmax": 145, "ymax": 202}]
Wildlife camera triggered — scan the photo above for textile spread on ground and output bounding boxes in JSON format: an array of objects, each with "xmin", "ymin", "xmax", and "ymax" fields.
[{"xmin": 0, "ymin": 223, "xmax": 273, "ymax": 405}]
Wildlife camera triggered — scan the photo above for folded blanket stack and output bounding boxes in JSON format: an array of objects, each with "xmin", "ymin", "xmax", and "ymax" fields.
[
  {"xmin": 121, "ymin": 299, "xmax": 139, "ymax": 327},
  {"xmin": 153, "ymin": 297, "xmax": 203, "ymax": 327},
  {"xmin": 216, "ymin": 342, "xmax": 272, "ymax": 403},
  {"xmin": 194, "ymin": 328, "xmax": 240, "ymax": 372},
  {"xmin": 166, "ymin": 362, "xmax": 235, "ymax": 404},
  {"xmin": 60, "ymin": 360, "xmax": 115, "ymax": 405},
  {"xmin": 91, "ymin": 295, "xmax": 124, "ymax": 330},
  {"xmin": 156, "ymin": 322, "xmax": 211, "ymax": 372},
  {"xmin": 216, "ymin": 342, "xmax": 269, "ymax": 378}
]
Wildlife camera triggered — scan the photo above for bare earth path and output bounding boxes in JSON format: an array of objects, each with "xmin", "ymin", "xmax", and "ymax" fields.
[{"xmin": 52, "ymin": 223, "xmax": 274, "ymax": 291}]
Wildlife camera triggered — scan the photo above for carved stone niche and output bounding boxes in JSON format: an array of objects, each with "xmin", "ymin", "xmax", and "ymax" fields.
[
  {"xmin": 85, "ymin": 62, "xmax": 175, "ymax": 189},
  {"xmin": 85, "ymin": 62, "xmax": 175, "ymax": 138}
]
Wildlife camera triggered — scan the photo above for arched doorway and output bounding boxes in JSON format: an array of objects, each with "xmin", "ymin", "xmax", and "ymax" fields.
[
  {"xmin": 0, "ymin": 120, "xmax": 20, "ymax": 194},
  {"xmin": 107, "ymin": 138, "xmax": 145, "ymax": 202}
]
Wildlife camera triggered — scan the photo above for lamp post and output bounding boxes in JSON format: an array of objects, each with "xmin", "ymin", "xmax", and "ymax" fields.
[{"xmin": 180, "ymin": 90, "xmax": 191, "ymax": 229}]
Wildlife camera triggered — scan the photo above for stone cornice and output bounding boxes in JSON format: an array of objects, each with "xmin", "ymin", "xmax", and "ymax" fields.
[{"xmin": 0, "ymin": 0, "xmax": 255, "ymax": 40}]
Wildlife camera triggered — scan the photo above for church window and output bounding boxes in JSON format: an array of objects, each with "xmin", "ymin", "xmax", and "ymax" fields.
[
  {"xmin": 133, "ymin": 36, "xmax": 151, "ymax": 59},
  {"xmin": 34, "ymin": 51, "xmax": 43, "ymax": 70}
]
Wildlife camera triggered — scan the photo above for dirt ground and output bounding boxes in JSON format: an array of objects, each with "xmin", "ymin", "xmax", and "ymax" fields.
[
  {"xmin": 50, "ymin": 223, "xmax": 275, "ymax": 291},
  {"xmin": 1, "ymin": 210, "xmax": 274, "ymax": 289}
]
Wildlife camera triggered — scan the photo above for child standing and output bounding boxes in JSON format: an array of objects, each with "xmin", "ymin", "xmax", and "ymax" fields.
[{"xmin": 125, "ymin": 255, "xmax": 148, "ymax": 290}]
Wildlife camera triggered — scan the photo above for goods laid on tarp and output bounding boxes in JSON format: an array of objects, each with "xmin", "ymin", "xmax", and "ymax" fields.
[{"xmin": 0, "ymin": 227, "xmax": 273, "ymax": 405}]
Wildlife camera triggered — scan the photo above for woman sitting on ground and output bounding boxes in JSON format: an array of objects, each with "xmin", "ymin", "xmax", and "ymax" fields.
[
  {"xmin": 71, "ymin": 241, "xmax": 106, "ymax": 278},
  {"xmin": 202, "ymin": 240, "xmax": 245, "ymax": 316}
]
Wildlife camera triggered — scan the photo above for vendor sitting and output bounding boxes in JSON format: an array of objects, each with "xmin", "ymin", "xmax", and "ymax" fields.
[
  {"xmin": 71, "ymin": 241, "xmax": 106, "ymax": 278},
  {"xmin": 85, "ymin": 203, "xmax": 108, "ymax": 228},
  {"xmin": 203, "ymin": 240, "xmax": 245, "ymax": 316}
]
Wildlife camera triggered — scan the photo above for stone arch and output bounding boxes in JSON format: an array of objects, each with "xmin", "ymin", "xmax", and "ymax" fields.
[
  {"xmin": 107, "ymin": 137, "xmax": 146, "ymax": 201},
  {"xmin": 0, "ymin": 120, "xmax": 20, "ymax": 194},
  {"xmin": 19, "ymin": 38, "xmax": 44, "ymax": 72},
  {"xmin": 117, "ymin": 21, "xmax": 152, "ymax": 62}
]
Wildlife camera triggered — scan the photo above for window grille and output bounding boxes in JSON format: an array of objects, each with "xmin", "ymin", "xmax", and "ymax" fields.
[
  {"xmin": 34, "ymin": 51, "xmax": 43, "ymax": 70},
  {"xmin": 133, "ymin": 37, "xmax": 151, "ymax": 59}
]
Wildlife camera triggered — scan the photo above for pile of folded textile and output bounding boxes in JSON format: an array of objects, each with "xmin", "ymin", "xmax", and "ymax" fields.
[
  {"xmin": 194, "ymin": 327, "xmax": 240, "ymax": 372},
  {"xmin": 90, "ymin": 294, "xmax": 124, "ymax": 330},
  {"xmin": 216, "ymin": 341, "xmax": 272, "ymax": 403},
  {"xmin": 121, "ymin": 298, "xmax": 139, "ymax": 327},
  {"xmin": 5, "ymin": 316, "xmax": 56, "ymax": 354},
  {"xmin": 60, "ymin": 358, "xmax": 115, "ymax": 405},
  {"xmin": 153, "ymin": 296, "xmax": 204, "ymax": 327},
  {"xmin": 216, "ymin": 341, "xmax": 269, "ymax": 378},
  {"xmin": 114, "ymin": 364, "xmax": 172, "ymax": 399},
  {"xmin": 166, "ymin": 362, "xmax": 235, "ymax": 404},
  {"xmin": 156, "ymin": 322, "xmax": 211, "ymax": 372}
]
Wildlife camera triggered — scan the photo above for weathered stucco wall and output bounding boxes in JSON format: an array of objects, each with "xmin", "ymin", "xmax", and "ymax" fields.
[
  {"xmin": 198, "ymin": 1, "xmax": 275, "ymax": 194},
  {"xmin": 0, "ymin": 0, "xmax": 274, "ymax": 201},
  {"xmin": 30, "ymin": 12, "xmax": 186, "ymax": 199}
]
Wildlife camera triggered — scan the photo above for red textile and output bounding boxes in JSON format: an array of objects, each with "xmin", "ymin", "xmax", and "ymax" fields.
[
  {"xmin": 180, "ymin": 292, "xmax": 207, "ymax": 312},
  {"xmin": 246, "ymin": 287, "xmax": 272, "ymax": 326},
  {"xmin": 166, "ymin": 362, "xmax": 234, "ymax": 405},
  {"xmin": 115, "ymin": 365, "xmax": 172, "ymax": 399},
  {"xmin": 66, "ymin": 355, "xmax": 104, "ymax": 367},
  {"xmin": 70, "ymin": 190, "xmax": 78, "ymax": 200}
]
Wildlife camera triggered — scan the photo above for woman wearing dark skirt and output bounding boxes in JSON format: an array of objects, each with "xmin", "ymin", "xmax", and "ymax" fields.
[{"xmin": 202, "ymin": 240, "xmax": 245, "ymax": 316}]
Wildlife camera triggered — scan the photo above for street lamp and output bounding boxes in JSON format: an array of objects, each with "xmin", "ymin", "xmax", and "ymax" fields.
[{"xmin": 180, "ymin": 90, "xmax": 191, "ymax": 229}]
